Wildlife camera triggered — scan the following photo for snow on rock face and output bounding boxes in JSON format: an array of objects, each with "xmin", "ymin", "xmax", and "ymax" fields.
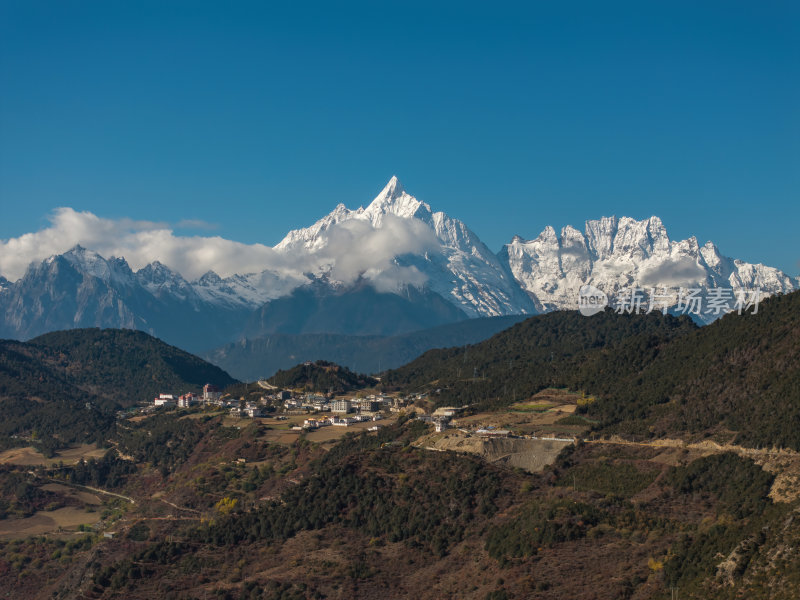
[
  {"xmin": 275, "ymin": 202, "xmax": 359, "ymax": 252},
  {"xmin": 275, "ymin": 176, "xmax": 536, "ymax": 317},
  {"xmin": 191, "ymin": 269, "xmax": 306, "ymax": 308},
  {"xmin": 61, "ymin": 245, "xmax": 136, "ymax": 287},
  {"xmin": 501, "ymin": 215, "xmax": 798, "ymax": 319},
  {"xmin": 274, "ymin": 178, "xmax": 798, "ymax": 319}
]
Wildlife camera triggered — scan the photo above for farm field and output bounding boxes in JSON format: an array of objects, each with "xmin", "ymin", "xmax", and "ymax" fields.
[
  {"xmin": 0, "ymin": 507, "xmax": 101, "ymax": 540},
  {"xmin": 0, "ymin": 444, "xmax": 107, "ymax": 467},
  {"xmin": 449, "ymin": 389, "xmax": 591, "ymax": 438}
]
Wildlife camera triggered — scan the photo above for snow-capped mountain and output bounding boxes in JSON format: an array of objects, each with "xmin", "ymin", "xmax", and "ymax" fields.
[
  {"xmin": 500, "ymin": 215, "xmax": 798, "ymax": 319},
  {"xmin": 0, "ymin": 246, "xmax": 258, "ymax": 351},
  {"xmin": 1, "ymin": 176, "xmax": 797, "ymax": 354},
  {"xmin": 276, "ymin": 176, "xmax": 536, "ymax": 317}
]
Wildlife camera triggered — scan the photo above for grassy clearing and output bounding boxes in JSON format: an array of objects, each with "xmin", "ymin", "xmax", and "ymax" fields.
[{"xmin": 511, "ymin": 402, "xmax": 554, "ymax": 412}]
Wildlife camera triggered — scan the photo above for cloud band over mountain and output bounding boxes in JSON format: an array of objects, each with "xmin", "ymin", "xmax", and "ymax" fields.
[{"xmin": 0, "ymin": 207, "xmax": 438, "ymax": 291}]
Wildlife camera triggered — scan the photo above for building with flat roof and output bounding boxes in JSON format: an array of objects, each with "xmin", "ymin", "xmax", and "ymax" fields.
[{"xmin": 331, "ymin": 400, "xmax": 353, "ymax": 413}]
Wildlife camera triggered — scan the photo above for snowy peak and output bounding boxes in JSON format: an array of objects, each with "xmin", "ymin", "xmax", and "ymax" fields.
[
  {"xmin": 362, "ymin": 176, "xmax": 433, "ymax": 224},
  {"xmin": 274, "ymin": 177, "xmax": 535, "ymax": 317},
  {"xmin": 62, "ymin": 245, "xmax": 110, "ymax": 278},
  {"xmin": 197, "ymin": 270, "xmax": 222, "ymax": 285},
  {"xmin": 276, "ymin": 176, "xmax": 431, "ymax": 250},
  {"xmin": 381, "ymin": 175, "xmax": 404, "ymax": 198},
  {"xmin": 502, "ymin": 214, "xmax": 798, "ymax": 319},
  {"xmin": 275, "ymin": 202, "xmax": 358, "ymax": 251},
  {"xmin": 55, "ymin": 245, "xmax": 135, "ymax": 286},
  {"xmin": 2, "ymin": 177, "xmax": 796, "ymax": 344},
  {"xmin": 514, "ymin": 215, "xmax": 672, "ymax": 263},
  {"xmin": 136, "ymin": 260, "xmax": 187, "ymax": 287},
  {"xmin": 584, "ymin": 216, "xmax": 619, "ymax": 260},
  {"xmin": 611, "ymin": 216, "xmax": 670, "ymax": 258}
]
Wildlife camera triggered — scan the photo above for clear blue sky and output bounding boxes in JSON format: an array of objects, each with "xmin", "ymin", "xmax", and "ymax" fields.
[{"xmin": 1, "ymin": 0, "xmax": 798, "ymax": 274}]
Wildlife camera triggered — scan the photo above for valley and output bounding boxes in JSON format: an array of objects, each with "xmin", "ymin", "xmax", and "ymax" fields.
[{"xmin": 0, "ymin": 292, "xmax": 797, "ymax": 598}]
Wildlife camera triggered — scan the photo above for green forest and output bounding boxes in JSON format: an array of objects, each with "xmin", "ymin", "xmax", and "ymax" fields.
[
  {"xmin": 0, "ymin": 328, "xmax": 238, "ymax": 453},
  {"xmin": 384, "ymin": 291, "xmax": 800, "ymax": 450},
  {"xmin": 267, "ymin": 360, "xmax": 377, "ymax": 393}
]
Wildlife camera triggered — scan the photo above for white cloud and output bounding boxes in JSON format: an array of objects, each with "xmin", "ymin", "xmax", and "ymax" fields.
[
  {"xmin": 0, "ymin": 208, "xmax": 439, "ymax": 292},
  {"xmin": 317, "ymin": 215, "xmax": 439, "ymax": 291},
  {"xmin": 0, "ymin": 208, "xmax": 281, "ymax": 281}
]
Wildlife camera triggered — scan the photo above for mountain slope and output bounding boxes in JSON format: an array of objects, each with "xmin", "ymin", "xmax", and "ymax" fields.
[
  {"xmin": 28, "ymin": 328, "xmax": 238, "ymax": 406},
  {"xmin": 383, "ymin": 308, "xmax": 698, "ymax": 400},
  {"xmin": 385, "ymin": 289, "xmax": 800, "ymax": 450},
  {"xmin": 0, "ymin": 328, "xmax": 237, "ymax": 452},
  {"xmin": 244, "ymin": 279, "xmax": 468, "ymax": 337},
  {"xmin": 267, "ymin": 360, "xmax": 377, "ymax": 393},
  {"xmin": 579, "ymin": 289, "xmax": 800, "ymax": 448},
  {"xmin": 205, "ymin": 314, "xmax": 528, "ymax": 380}
]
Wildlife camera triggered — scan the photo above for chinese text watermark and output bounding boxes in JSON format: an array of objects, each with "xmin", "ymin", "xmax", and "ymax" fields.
[{"xmin": 579, "ymin": 285, "xmax": 761, "ymax": 317}]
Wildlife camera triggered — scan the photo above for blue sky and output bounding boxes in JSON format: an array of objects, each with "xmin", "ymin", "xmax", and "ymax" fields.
[{"xmin": 1, "ymin": 0, "xmax": 798, "ymax": 275}]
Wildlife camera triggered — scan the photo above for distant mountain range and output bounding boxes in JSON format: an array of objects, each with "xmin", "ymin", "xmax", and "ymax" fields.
[
  {"xmin": 1, "ymin": 177, "xmax": 796, "ymax": 361},
  {"xmin": 205, "ymin": 315, "xmax": 528, "ymax": 381}
]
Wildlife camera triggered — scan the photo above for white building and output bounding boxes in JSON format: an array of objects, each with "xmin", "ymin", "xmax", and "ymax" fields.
[
  {"xmin": 154, "ymin": 394, "xmax": 176, "ymax": 408},
  {"xmin": 178, "ymin": 393, "xmax": 200, "ymax": 408},
  {"xmin": 331, "ymin": 400, "xmax": 352, "ymax": 413},
  {"xmin": 434, "ymin": 406, "xmax": 465, "ymax": 418}
]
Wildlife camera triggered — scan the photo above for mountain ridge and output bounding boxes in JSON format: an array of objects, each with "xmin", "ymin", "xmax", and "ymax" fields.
[
  {"xmin": 205, "ymin": 314, "xmax": 529, "ymax": 380},
  {"xmin": 0, "ymin": 177, "xmax": 796, "ymax": 348}
]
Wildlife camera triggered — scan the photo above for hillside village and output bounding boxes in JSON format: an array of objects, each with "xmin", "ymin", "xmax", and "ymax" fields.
[
  {"xmin": 144, "ymin": 380, "xmax": 582, "ymax": 447},
  {"xmin": 143, "ymin": 382, "xmax": 413, "ymax": 430}
]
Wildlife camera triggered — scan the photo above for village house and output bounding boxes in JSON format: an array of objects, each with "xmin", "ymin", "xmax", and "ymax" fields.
[
  {"xmin": 230, "ymin": 403, "xmax": 264, "ymax": 418},
  {"xmin": 178, "ymin": 393, "xmax": 200, "ymax": 408},
  {"xmin": 154, "ymin": 394, "xmax": 176, "ymax": 408},
  {"xmin": 356, "ymin": 398, "xmax": 381, "ymax": 413},
  {"xmin": 243, "ymin": 405, "xmax": 264, "ymax": 418},
  {"xmin": 203, "ymin": 383, "xmax": 222, "ymax": 404}
]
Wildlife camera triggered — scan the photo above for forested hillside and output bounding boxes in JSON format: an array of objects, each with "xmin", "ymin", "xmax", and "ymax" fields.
[
  {"xmin": 1, "ymin": 307, "xmax": 799, "ymax": 597},
  {"xmin": 29, "ymin": 329, "xmax": 237, "ymax": 405},
  {"xmin": 581, "ymin": 290, "xmax": 800, "ymax": 448},
  {"xmin": 383, "ymin": 308, "xmax": 697, "ymax": 407},
  {"xmin": 0, "ymin": 328, "xmax": 237, "ymax": 453},
  {"xmin": 385, "ymin": 291, "xmax": 800, "ymax": 450},
  {"xmin": 267, "ymin": 360, "xmax": 377, "ymax": 393}
]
